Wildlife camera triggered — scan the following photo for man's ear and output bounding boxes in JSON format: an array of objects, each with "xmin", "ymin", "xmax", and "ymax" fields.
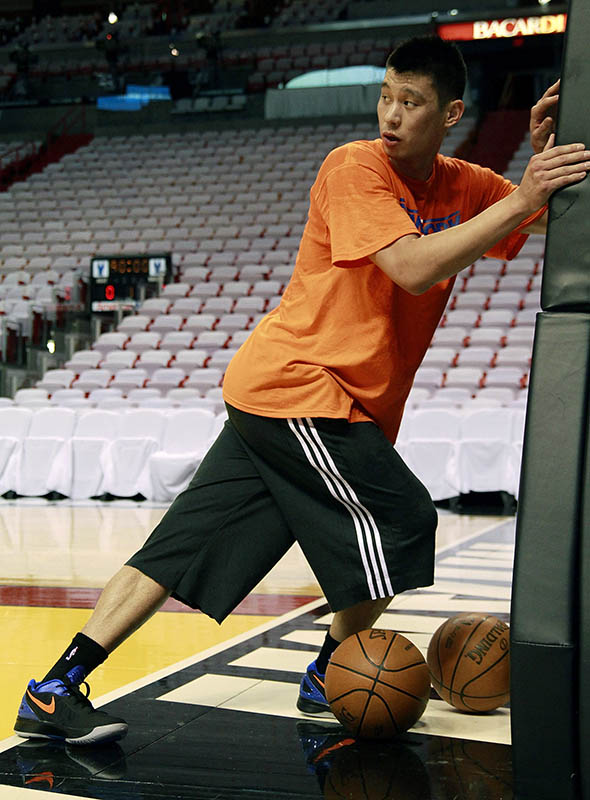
[{"xmin": 445, "ymin": 99, "xmax": 465, "ymax": 129}]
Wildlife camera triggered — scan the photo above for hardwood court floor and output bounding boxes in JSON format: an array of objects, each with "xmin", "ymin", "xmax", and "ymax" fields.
[{"xmin": 0, "ymin": 499, "xmax": 514, "ymax": 799}]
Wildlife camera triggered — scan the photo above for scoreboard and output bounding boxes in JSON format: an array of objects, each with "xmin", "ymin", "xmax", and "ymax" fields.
[{"xmin": 89, "ymin": 254, "xmax": 172, "ymax": 313}]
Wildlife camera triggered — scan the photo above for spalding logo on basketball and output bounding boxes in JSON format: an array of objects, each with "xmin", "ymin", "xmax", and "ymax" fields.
[
  {"xmin": 426, "ymin": 612, "xmax": 510, "ymax": 712},
  {"xmin": 325, "ymin": 628, "xmax": 431, "ymax": 739}
]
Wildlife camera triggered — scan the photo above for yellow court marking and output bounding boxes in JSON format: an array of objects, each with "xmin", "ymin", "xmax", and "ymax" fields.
[{"xmin": 0, "ymin": 606, "xmax": 273, "ymax": 741}]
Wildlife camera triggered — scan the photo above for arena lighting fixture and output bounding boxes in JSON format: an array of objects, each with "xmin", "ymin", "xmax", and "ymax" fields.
[
  {"xmin": 46, "ymin": 340, "xmax": 55, "ymax": 354},
  {"xmin": 538, "ymin": 0, "xmax": 551, "ymax": 5},
  {"xmin": 449, "ymin": 8, "xmax": 459, "ymax": 15},
  {"xmin": 170, "ymin": 47, "xmax": 179, "ymax": 56},
  {"xmin": 108, "ymin": 11, "xmax": 118, "ymax": 24}
]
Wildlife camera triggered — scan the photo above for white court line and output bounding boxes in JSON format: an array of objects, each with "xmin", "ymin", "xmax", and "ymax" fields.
[
  {"xmin": 419, "ymin": 581, "xmax": 511, "ymax": 599},
  {"xmin": 440, "ymin": 556, "xmax": 514, "ymax": 569},
  {"xmin": 435, "ymin": 567, "xmax": 512, "ymax": 582},
  {"xmin": 469, "ymin": 542, "xmax": 515, "ymax": 551}
]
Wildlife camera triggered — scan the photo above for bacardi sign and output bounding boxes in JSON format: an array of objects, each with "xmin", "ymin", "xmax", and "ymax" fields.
[{"xmin": 438, "ymin": 13, "xmax": 567, "ymax": 41}]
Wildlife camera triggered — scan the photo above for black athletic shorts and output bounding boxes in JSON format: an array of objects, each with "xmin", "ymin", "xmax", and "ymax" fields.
[{"xmin": 126, "ymin": 404, "xmax": 438, "ymax": 623}]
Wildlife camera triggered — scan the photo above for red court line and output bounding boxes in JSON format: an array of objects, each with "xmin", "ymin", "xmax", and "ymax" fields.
[{"xmin": 0, "ymin": 585, "xmax": 320, "ymax": 616}]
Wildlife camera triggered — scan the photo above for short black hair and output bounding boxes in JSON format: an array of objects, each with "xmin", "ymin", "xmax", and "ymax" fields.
[{"xmin": 385, "ymin": 35, "xmax": 467, "ymax": 107}]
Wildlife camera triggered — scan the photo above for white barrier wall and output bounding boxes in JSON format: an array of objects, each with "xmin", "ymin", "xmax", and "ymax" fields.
[{"xmin": 0, "ymin": 403, "xmax": 525, "ymax": 503}]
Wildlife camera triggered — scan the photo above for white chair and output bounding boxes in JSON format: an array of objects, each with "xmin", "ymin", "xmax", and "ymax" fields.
[
  {"xmin": 127, "ymin": 388, "xmax": 162, "ymax": 404},
  {"xmin": 15, "ymin": 407, "xmax": 77, "ymax": 496},
  {"xmin": 62, "ymin": 409, "xmax": 120, "ymax": 499},
  {"xmin": 444, "ymin": 367, "xmax": 484, "ymax": 391},
  {"xmin": 208, "ymin": 348, "xmax": 237, "ymax": 370},
  {"xmin": 146, "ymin": 367, "xmax": 185, "ymax": 395},
  {"xmin": 494, "ymin": 346, "xmax": 532, "ymax": 369},
  {"xmin": 35, "ymin": 368, "xmax": 76, "ymax": 394},
  {"xmin": 102, "ymin": 408, "xmax": 167, "ymax": 498},
  {"xmin": 403, "ymin": 408, "xmax": 461, "ymax": 501},
  {"xmin": 484, "ymin": 367, "xmax": 527, "ymax": 390},
  {"xmin": 184, "ymin": 367, "xmax": 223, "ymax": 394},
  {"xmin": 430, "ymin": 326, "xmax": 467, "ymax": 349},
  {"xmin": 145, "ymin": 408, "xmax": 216, "ymax": 501},
  {"xmin": 0, "ymin": 406, "xmax": 33, "ymax": 495},
  {"xmin": 135, "ymin": 349, "xmax": 173, "ymax": 376},
  {"xmin": 160, "ymin": 331, "xmax": 195, "ymax": 354},
  {"xmin": 50, "ymin": 388, "xmax": 86, "ymax": 406},
  {"xmin": 14, "ymin": 388, "xmax": 51, "ymax": 408},
  {"xmin": 465, "ymin": 327, "xmax": 505, "ymax": 348},
  {"xmin": 455, "ymin": 347, "xmax": 495, "ymax": 368},
  {"xmin": 126, "ymin": 331, "xmax": 162, "ymax": 354},
  {"xmin": 456, "ymin": 407, "xmax": 515, "ymax": 495},
  {"xmin": 72, "ymin": 369, "xmax": 113, "ymax": 394},
  {"xmin": 101, "ymin": 350, "xmax": 138, "ymax": 374},
  {"xmin": 110, "ymin": 368, "xmax": 149, "ymax": 396},
  {"xmin": 182, "ymin": 314, "xmax": 217, "ymax": 334},
  {"xmin": 422, "ymin": 347, "xmax": 456, "ymax": 369},
  {"xmin": 117, "ymin": 315, "xmax": 151, "ymax": 335},
  {"xmin": 172, "ymin": 349, "xmax": 208, "ymax": 375},
  {"xmin": 65, "ymin": 350, "xmax": 103, "ymax": 373},
  {"xmin": 92, "ymin": 332, "xmax": 129, "ymax": 356},
  {"xmin": 193, "ymin": 331, "xmax": 231, "ymax": 352},
  {"xmin": 150, "ymin": 314, "xmax": 183, "ymax": 335}
]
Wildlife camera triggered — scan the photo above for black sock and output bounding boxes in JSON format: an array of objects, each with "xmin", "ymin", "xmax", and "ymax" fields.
[
  {"xmin": 316, "ymin": 632, "xmax": 340, "ymax": 675},
  {"xmin": 42, "ymin": 632, "xmax": 108, "ymax": 684}
]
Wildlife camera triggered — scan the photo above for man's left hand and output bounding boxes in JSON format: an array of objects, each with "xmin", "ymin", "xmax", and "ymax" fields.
[{"xmin": 530, "ymin": 79, "xmax": 560, "ymax": 155}]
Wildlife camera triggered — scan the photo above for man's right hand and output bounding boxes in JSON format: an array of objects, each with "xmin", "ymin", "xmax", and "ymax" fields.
[{"xmin": 516, "ymin": 134, "xmax": 590, "ymax": 215}]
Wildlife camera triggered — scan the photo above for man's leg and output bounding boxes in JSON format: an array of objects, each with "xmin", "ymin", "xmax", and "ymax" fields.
[
  {"xmin": 329, "ymin": 597, "xmax": 393, "ymax": 643},
  {"xmin": 83, "ymin": 565, "xmax": 170, "ymax": 652},
  {"xmin": 15, "ymin": 417, "xmax": 294, "ymax": 745},
  {"xmin": 13, "ymin": 566, "xmax": 170, "ymax": 746},
  {"xmin": 298, "ymin": 597, "xmax": 393, "ymax": 714}
]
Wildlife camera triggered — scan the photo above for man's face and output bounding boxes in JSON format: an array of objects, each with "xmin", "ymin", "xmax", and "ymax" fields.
[{"xmin": 377, "ymin": 68, "xmax": 454, "ymax": 180}]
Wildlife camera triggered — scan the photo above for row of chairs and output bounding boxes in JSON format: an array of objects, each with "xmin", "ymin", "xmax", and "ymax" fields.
[
  {"xmin": 396, "ymin": 405, "xmax": 526, "ymax": 500},
  {"xmin": 0, "ymin": 405, "xmax": 226, "ymax": 502}
]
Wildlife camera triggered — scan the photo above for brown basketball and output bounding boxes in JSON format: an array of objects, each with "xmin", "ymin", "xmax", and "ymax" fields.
[
  {"xmin": 324, "ymin": 629, "xmax": 431, "ymax": 739},
  {"xmin": 426, "ymin": 613, "xmax": 510, "ymax": 712}
]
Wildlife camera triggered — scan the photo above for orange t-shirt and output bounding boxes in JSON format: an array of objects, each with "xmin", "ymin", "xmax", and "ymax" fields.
[{"xmin": 223, "ymin": 139, "xmax": 541, "ymax": 443}]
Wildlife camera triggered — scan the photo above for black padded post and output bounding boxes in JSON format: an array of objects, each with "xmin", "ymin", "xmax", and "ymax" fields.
[
  {"xmin": 541, "ymin": 0, "xmax": 590, "ymax": 311},
  {"xmin": 578, "ymin": 408, "xmax": 590, "ymax": 798},
  {"xmin": 511, "ymin": 312, "xmax": 590, "ymax": 799}
]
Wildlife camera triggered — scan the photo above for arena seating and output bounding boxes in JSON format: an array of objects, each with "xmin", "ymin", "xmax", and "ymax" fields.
[{"xmin": 0, "ymin": 117, "xmax": 543, "ymax": 500}]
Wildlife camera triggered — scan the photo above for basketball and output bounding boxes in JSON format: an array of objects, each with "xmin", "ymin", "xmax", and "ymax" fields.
[
  {"xmin": 324, "ymin": 629, "xmax": 431, "ymax": 739},
  {"xmin": 426, "ymin": 613, "xmax": 510, "ymax": 712}
]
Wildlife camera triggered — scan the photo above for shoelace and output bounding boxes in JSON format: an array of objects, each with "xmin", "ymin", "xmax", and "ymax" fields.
[{"xmin": 63, "ymin": 679, "xmax": 92, "ymax": 707}]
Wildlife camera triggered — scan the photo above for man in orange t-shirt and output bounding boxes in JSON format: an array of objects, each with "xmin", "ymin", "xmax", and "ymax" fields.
[{"xmin": 15, "ymin": 36, "xmax": 590, "ymax": 743}]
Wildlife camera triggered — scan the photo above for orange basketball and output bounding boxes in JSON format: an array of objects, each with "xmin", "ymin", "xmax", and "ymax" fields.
[
  {"xmin": 325, "ymin": 629, "xmax": 430, "ymax": 739},
  {"xmin": 426, "ymin": 613, "xmax": 510, "ymax": 712}
]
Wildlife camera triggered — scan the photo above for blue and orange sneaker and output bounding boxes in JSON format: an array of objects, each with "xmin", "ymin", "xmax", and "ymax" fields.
[
  {"xmin": 297, "ymin": 659, "xmax": 331, "ymax": 715},
  {"xmin": 14, "ymin": 670, "xmax": 128, "ymax": 746}
]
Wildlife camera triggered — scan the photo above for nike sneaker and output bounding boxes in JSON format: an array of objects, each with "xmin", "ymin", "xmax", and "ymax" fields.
[
  {"xmin": 14, "ymin": 671, "xmax": 128, "ymax": 745},
  {"xmin": 297, "ymin": 659, "xmax": 331, "ymax": 714}
]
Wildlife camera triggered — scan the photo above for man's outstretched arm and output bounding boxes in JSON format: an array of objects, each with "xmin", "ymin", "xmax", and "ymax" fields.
[{"xmin": 371, "ymin": 137, "xmax": 589, "ymax": 295}]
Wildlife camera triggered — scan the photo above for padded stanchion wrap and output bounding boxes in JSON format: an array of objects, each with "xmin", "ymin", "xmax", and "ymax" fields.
[
  {"xmin": 579, "ymin": 387, "xmax": 590, "ymax": 800},
  {"xmin": 541, "ymin": 0, "xmax": 590, "ymax": 311},
  {"xmin": 511, "ymin": 312, "xmax": 590, "ymax": 799}
]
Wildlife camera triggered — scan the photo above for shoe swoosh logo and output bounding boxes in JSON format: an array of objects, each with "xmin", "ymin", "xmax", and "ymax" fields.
[{"xmin": 26, "ymin": 690, "xmax": 55, "ymax": 714}]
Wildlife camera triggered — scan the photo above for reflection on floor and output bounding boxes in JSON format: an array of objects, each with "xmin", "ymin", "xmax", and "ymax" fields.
[{"xmin": 0, "ymin": 500, "xmax": 516, "ymax": 799}]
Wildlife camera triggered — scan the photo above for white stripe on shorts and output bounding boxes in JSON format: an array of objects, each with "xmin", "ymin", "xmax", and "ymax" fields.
[{"xmin": 287, "ymin": 417, "xmax": 394, "ymax": 601}]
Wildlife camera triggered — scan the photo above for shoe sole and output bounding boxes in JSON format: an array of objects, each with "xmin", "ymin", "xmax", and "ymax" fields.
[
  {"xmin": 296, "ymin": 696, "xmax": 333, "ymax": 715},
  {"xmin": 15, "ymin": 722, "xmax": 128, "ymax": 746}
]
